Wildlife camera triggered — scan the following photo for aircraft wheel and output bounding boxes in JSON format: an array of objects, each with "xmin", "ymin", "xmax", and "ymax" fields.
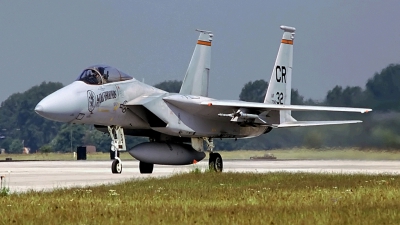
[
  {"xmin": 139, "ymin": 161, "xmax": 154, "ymax": 174},
  {"xmin": 209, "ymin": 152, "xmax": 223, "ymax": 172},
  {"xmin": 111, "ymin": 159, "xmax": 122, "ymax": 174}
]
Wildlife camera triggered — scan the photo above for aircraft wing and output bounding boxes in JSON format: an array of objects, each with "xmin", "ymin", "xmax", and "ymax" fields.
[
  {"xmin": 163, "ymin": 96, "xmax": 371, "ymax": 125},
  {"xmin": 194, "ymin": 100, "xmax": 370, "ymax": 127},
  {"xmin": 276, "ymin": 120, "xmax": 362, "ymax": 128},
  {"xmin": 200, "ymin": 100, "xmax": 372, "ymax": 113}
]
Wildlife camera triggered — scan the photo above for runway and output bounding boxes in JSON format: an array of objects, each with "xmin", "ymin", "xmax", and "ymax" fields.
[{"xmin": 0, "ymin": 160, "xmax": 399, "ymax": 193}]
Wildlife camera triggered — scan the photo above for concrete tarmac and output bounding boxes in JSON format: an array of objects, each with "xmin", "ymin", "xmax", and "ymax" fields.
[{"xmin": 0, "ymin": 160, "xmax": 399, "ymax": 193}]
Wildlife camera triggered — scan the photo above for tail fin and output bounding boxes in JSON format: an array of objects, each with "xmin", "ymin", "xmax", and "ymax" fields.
[
  {"xmin": 179, "ymin": 29, "xmax": 212, "ymax": 97},
  {"xmin": 264, "ymin": 26, "xmax": 296, "ymax": 123}
]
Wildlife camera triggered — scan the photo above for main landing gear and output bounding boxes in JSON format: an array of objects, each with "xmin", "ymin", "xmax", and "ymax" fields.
[
  {"xmin": 108, "ymin": 126, "xmax": 126, "ymax": 174},
  {"xmin": 209, "ymin": 152, "xmax": 223, "ymax": 172},
  {"xmin": 203, "ymin": 138, "xmax": 223, "ymax": 172},
  {"xmin": 139, "ymin": 161, "xmax": 154, "ymax": 174}
]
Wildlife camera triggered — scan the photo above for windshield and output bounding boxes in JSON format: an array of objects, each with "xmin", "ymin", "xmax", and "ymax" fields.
[{"xmin": 76, "ymin": 65, "xmax": 134, "ymax": 85}]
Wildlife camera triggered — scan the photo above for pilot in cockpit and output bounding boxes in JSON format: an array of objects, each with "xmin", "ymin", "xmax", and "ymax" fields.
[
  {"xmin": 95, "ymin": 73, "xmax": 102, "ymax": 84},
  {"xmin": 84, "ymin": 70, "xmax": 101, "ymax": 85},
  {"xmin": 77, "ymin": 65, "xmax": 132, "ymax": 85},
  {"xmin": 97, "ymin": 67, "xmax": 108, "ymax": 84}
]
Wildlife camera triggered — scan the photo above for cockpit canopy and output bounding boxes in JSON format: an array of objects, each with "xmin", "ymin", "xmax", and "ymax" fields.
[{"xmin": 76, "ymin": 65, "xmax": 133, "ymax": 85}]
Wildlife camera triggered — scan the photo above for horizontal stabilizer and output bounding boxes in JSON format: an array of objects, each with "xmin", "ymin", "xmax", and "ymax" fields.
[{"xmin": 276, "ymin": 120, "xmax": 362, "ymax": 128}]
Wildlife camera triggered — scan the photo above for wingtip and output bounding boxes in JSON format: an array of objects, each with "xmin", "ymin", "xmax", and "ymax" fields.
[{"xmin": 362, "ymin": 109, "xmax": 373, "ymax": 114}]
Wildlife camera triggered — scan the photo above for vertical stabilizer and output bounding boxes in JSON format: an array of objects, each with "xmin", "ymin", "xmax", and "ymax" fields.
[
  {"xmin": 179, "ymin": 30, "xmax": 212, "ymax": 97},
  {"xmin": 264, "ymin": 26, "xmax": 296, "ymax": 123}
]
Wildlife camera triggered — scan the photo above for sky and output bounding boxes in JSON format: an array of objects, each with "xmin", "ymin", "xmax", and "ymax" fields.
[{"xmin": 1, "ymin": 1, "xmax": 399, "ymax": 103}]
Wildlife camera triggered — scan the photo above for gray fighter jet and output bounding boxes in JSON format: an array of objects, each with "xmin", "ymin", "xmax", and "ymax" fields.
[{"xmin": 35, "ymin": 26, "xmax": 372, "ymax": 174}]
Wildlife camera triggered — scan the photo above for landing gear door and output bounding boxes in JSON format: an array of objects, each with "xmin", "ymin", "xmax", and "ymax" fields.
[{"xmin": 109, "ymin": 126, "xmax": 126, "ymax": 151}]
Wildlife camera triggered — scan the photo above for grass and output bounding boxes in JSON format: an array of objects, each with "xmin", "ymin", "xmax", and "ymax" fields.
[
  {"xmin": 0, "ymin": 175, "xmax": 10, "ymax": 197},
  {"xmin": 0, "ymin": 187, "xmax": 10, "ymax": 197},
  {"xmin": 2, "ymin": 148, "xmax": 400, "ymax": 161},
  {"xmin": 220, "ymin": 148, "xmax": 400, "ymax": 160},
  {"xmin": 0, "ymin": 172, "xmax": 399, "ymax": 224}
]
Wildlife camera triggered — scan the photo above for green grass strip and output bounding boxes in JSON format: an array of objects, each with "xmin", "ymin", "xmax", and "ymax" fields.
[{"xmin": 0, "ymin": 172, "xmax": 399, "ymax": 224}]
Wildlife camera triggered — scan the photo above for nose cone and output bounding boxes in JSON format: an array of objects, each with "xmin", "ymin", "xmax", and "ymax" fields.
[
  {"xmin": 35, "ymin": 82, "xmax": 85, "ymax": 122},
  {"xmin": 34, "ymin": 104, "xmax": 44, "ymax": 114}
]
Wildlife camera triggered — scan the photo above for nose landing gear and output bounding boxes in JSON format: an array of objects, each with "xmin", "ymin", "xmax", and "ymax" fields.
[
  {"xmin": 111, "ymin": 158, "xmax": 122, "ymax": 174},
  {"xmin": 108, "ymin": 126, "xmax": 126, "ymax": 174}
]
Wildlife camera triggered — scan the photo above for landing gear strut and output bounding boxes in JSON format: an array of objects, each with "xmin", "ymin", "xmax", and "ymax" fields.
[
  {"xmin": 203, "ymin": 138, "xmax": 223, "ymax": 172},
  {"xmin": 108, "ymin": 126, "xmax": 126, "ymax": 174}
]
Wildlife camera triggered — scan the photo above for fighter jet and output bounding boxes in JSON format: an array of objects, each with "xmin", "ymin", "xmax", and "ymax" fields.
[{"xmin": 35, "ymin": 26, "xmax": 372, "ymax": 174}]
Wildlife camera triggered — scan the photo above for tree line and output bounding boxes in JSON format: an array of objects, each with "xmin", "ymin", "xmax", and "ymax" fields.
[{"xmin": 1, "ymin": 64, "xmax": 400, "ymax": 153}]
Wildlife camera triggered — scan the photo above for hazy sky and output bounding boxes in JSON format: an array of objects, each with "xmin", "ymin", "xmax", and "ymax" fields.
[{"xmin": 1, "ymin": 1, "xmax": 399, "ymax": 104}]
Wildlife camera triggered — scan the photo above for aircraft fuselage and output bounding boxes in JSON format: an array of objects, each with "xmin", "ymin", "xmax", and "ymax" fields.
[{"xmin": 36, "ymin": 79, "xmax": 268, "ymax": 140}]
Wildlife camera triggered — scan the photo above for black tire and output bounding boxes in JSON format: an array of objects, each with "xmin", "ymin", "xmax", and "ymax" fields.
[
  {"xmin": 209, "ymin": 153, "xmax": 216, "ymax": 170},
  {"xmin": 209, "ymin": 152, "xmax": 223, "ymax": 172},
  {"xmin": 139, "ymin": 161, "xmax": 154, "ymax": 174},
  {"xmin": 111, "ymin": 159, "xmax": 122, "ymax": 174}
]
